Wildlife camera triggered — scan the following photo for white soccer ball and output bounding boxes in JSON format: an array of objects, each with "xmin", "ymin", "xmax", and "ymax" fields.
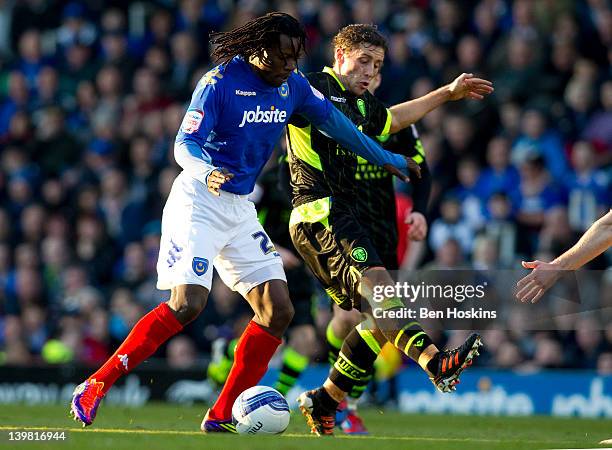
[{"xmin": 231, "ymin": 386, "xmax": 290, "ymax": 435}]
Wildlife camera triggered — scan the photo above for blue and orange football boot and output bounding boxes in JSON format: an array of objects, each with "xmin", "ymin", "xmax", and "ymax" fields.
[
  {"xmin": 69, "ymin": 379, "xmax": 105, "ymax": 427},
  {"xmin": 431, "ymin": 333, "xmax": 483, "ymax": 393},
  {"xmin": 200, "ymin": 409, "xmax": 237, "ymax": 433}
]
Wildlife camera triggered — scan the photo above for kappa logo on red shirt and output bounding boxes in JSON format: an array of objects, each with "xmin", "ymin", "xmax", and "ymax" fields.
[{"xmin": 180, "ymin": 109, "xmax": 204, "ymax": 134}]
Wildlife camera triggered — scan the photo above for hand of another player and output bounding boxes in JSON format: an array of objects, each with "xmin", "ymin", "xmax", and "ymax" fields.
[
  {"xmin": 383, "ymin": 156, "xmax": 421, "ymax": 182},
  {"xmin": 207, "ymin": 168, "xmax": 234, "ymax": 196},
  {"xmin": 515, "ymin": 260, "xmax": 563, "ymax": 303},
  {"xmin": 448, "ymin": 73, "xmax": 494, "ymax": 101},
  {"xmin": 406, "ymin": 212, "xmax": 428, "ymax": 241}
]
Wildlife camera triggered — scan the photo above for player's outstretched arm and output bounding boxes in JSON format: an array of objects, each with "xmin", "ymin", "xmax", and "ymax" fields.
[
  {"xmin": 388, "ymin": 73, "xmax": 494, "ymax": 133},
  {"xmin": 516, "ymin": 209, "xmax": 612, "ymax": 303},
  {"xmin": 317, "ymin": 105, "xmax": 417, "ymax": 181}
]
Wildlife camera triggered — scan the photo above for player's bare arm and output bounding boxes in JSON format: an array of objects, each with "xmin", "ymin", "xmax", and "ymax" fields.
[
  {"xmin": 516, "ymin": 209, "xmax": 612, "ymax": 303},
  {"xmin": 388, "ymin": 73, "xmax": 494, "ymax": 133}
]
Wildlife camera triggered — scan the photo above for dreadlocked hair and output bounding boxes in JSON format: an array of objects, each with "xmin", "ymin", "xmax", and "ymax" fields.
[{"xmin": 210, "ymin": 12, "xmax": 306, "ymax": 65}]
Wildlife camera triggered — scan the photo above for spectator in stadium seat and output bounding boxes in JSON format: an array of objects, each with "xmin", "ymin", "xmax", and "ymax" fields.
[
  {"xmin": 82, "ymin": 308, "xmax": 111, "ymax": 366},
  {"xmin": 100, "ymin": 31, "xmax": 137, "ymax": 83},
  {"xmin": 32, "ymin": 107, "xmax": 80, "ymax": 178},
  {"xmin": 537, "ymin": 207, "xmax": 575, "ymax": 259},
  {"xmin": 430, "ymin": 195, "xmax": 474, "ymax": 256},
  {"xmin": 169, "ymin": 32, "xmax": 200, "ymax": 100},
  {"xmin": 450, "ymin": 35, "xmax": 485, "ymax": 81},
  {"xmin": 33, "ymin": 67, "xmax": 63, "ymax": 112},
  {"xmin": 59, "ymin": 265, "xmax": 102, "ymax": 316},
  {"xmin": 61, "ymin": 42, "xmax": 98, "ymax": 94},
  {"xmin": 40, "ymin": 178, "xmax": 68, "ymax": 214},
  {"xmin": 498, "ymin": 101, "xmax": 522, "ymax": 142},
  {"xmin": 127, "ymin": 135, "xmax": 159, "ymax": 204},
  {"xmin": 21, "ymin": 304, "xmax": 48, "ymax": 355},
  {"xmin": 108, "ymin": 288, "xmax": 140, "ymax": 342},
  {"xmin": 564, "ymin": 79, "xmax": 597, "ymax": 141},
  {"xmin": 530, "ymin": 337, "xmax": 565, "ymax": 369},
  {"xmin": 94, "ymin": 65, "xmax": 124, "ymax": 127},
  {"xmin": 597, "ymin": 352, "xmax": 612, "ymax": 375},
  {"xmin": 471, "ymin": 1, "xmax": 502, "ymax": 58},
  {"xmin": 3, "ymin": 111, "xmax": 32, "ymax": 149},
  {"xmin": 0, "ymin": 71, "xmax": 30, "ymax": 136},
  {"xmin": 494, "ymin": 340, "xmax": 525, "ymax": 369},
  {"xmin": 492, "ymin": 35, "xmax": 538, "ymax": 104},
  {"xmin": 56, "ymin": 2, "xmax": 97, "ymax": 52},
  {"xmin": 425, "ymin": 237, "xmax": 467, "ymax": 270},
  {"xmin": 13, "ymin": 29, "xmax": 51, "ymax": 89},
  {"xmin": 113, "ymin": 242, "xmax": 150, "ymax": 292},
  {"xmin": 479, "ymin": 136, "xmax": 520, "ymax": 200},
  {"xmin": 0, "ymin": 315, "xmax": 32, "ymax": 366},
  {"xmin": 41, "ymin": 236, "xmax": 71, "ymax": 301},
  {"xmin": 65, "ymin": 80, "xmax": 97, "ymax": 143},
  {"xmin": 583, "ymin": 80, "xmax": 612, "ymax": 151},
  {"xmin": 452, "ymin": 156, "xmax": 486, "ymax": 231},
  {"xmin": 540, "ymin": 38, "xmax": 576, "ymax": 100},
  {"xmin": 167, "ymin": 335, "xmax": 198, "ymax": 369},
  {"xmin": 20, "ymin": 203, "xmax": 46, "ymax": 244},
  {"xmin": 566, "ymin": 141, "xmax": 610, "ymax": 232},
  {"xmin": 515, "ymin": 153, "xmax": 566, "ymax": 254},
  {"xmin": 143, "ymin": 46, "xmax": 172, "ymax": 92},
  {"xmin": 74, "ymin": 214, "xmax": 116, "ymax": 286},
  {"xmin": 442, "ymin": 114, "xmax": 477, "ymax": 160},
  {"xmin": 5, "ymin": 175, "xmax": 34, "ymax": 223},
  {"xmin": 512, "ymin": 108, "xmax": 569, "ymax": 180},
  {"xmin": 472, "ymin": 235, "xmax": 500, "ymax": 270}
]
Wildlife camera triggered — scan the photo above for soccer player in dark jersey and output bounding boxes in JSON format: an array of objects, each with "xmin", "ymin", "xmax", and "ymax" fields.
[
  {"xmin": 69, "ymin": 14, "xmax": 414, "ymax": 431},
  {"xmin": 331, "ymin": 122, "xmax": 431, "ymax": 434},
  {"xmin": 285, "ymin": 24, "xmax": 493, "ymax": 435}
]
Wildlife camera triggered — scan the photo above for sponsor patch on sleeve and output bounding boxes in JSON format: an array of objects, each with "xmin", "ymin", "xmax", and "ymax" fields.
[
  {"xmin": 310, "ymin": 85, "xmax": 324, "ymax": 101},
  {"xmin": 180, "ymin": 109, "xmax": 204, "ymax": 134}
]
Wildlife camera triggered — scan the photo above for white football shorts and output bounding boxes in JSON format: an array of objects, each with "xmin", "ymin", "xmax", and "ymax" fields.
[{"xmin": 156, "ymin": 171, "xmax": 286, "ymax": 296}]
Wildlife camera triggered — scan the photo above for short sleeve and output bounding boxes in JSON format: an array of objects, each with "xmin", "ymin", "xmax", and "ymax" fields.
[
  {"xmin": 175, "ymin": 73, "xmax": 223, "ymax": 147},
  {"xmin": 292, "ymin": 73, "xmax": 331, "ymax": 126},
  {"xmin": 364, "ymin": 91, "xmax": 392, "ymax": 137}
]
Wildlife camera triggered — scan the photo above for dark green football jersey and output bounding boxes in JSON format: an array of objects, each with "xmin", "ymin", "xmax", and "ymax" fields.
[{"xmin": 286, "ymin": 67, "xmax": 392, "ymax": 207}]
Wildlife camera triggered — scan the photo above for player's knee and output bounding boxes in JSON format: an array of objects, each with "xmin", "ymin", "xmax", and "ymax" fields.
[
  {"xmin": 168, "ymin": 285, "xmax": 208, "ymax": 325},
  {"xmin": 270, "ymin": 300, "xmax": 295, "ymax": 329}
]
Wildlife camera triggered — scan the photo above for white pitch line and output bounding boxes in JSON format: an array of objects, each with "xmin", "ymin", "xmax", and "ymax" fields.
[{"xmin": 0, "ymin": 426, "xmax": 594, "ymax": 446}]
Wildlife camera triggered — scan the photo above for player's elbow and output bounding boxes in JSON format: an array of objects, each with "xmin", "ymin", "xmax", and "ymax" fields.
[{"xmin": 389, "ymin": 112, "xmax": 402, "ymax": 134}]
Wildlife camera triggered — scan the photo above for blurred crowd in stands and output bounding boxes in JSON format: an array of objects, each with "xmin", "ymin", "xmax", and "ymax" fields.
[{"xmin": 0, "ymin": 0, "xmax": 610, "ymax": 375}]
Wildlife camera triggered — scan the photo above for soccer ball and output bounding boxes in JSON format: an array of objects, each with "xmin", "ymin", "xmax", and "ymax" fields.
[{"xmin": 231, "ymin": 386, "xmax": 290, "ymax": 435}]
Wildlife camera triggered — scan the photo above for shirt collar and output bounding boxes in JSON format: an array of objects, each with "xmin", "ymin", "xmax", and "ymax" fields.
[{"xmin": 323, "ymin": 66, "xmax": 346, "ymax": 91}]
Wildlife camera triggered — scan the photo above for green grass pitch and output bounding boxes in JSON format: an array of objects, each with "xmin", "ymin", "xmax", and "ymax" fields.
[{"xmin": 0, "ymin": 402, "xmax": 610, "ymax": 449}]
